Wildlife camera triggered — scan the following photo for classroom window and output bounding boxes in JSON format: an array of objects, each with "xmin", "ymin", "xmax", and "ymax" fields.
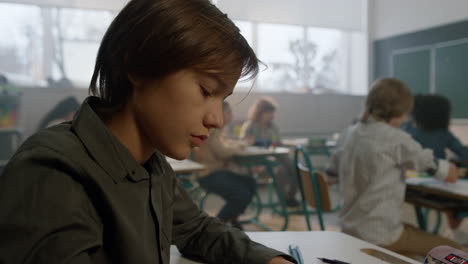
[
  {"xmin": 256, "ymin": 23, "xmax": 304, "ymax": 92},
  {"xmin": 0, "ymin": 5, "xmax": 365, "ymax": 94},
  {"xmin": 0, "ymin": 3, "xmax": 43, "ymax": 82},
  {"xmin": 306, "ymin": 27, "xmax": 347, "ymax": 94},
  {"xmin": 58, "ymin": 8, "xmax": 114, "ymax": 86},
  {"xmin": 231, "ymin": 21, "xmax": 355, "ymax": 94},
  {"xmin": 232, "ymin": 20, "xmax": 255, "ymax": 89},
  {"xmin": 0, "ymin": 3, "xmax": 114, "ymax": 87}
]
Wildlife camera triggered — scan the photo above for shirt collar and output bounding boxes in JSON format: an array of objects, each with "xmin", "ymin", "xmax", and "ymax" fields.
[{"xmin": 72, "ymin": 96, "xmax": 153, "ymax": 183}]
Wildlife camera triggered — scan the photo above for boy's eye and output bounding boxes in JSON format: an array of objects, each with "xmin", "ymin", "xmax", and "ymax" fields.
[{"xmin": 200, "ymin": 86, "xmax": 212, "ymax": 97}]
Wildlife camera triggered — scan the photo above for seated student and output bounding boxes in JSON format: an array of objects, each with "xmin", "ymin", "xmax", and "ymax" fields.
[
  {"xmin": 37, "ymin": 96, "xmax": 80, "ymax": 130},
  {"xmin": 338, "ymin": 78, "xmax": 461, "ymax": 257},
  {"xmin": 404, "ymin": 94, "xmax": 468, "ymax": 160},
  {"xmin": 403, "ymin": 94, "xmax": 468, "ymax": 245},
  {"xmin": 194, "ymin": 102, "xmax": 257, "ymax": 230},
  {"xmin": 240, "ymin": 97, "xmax": 299, "ymax": 207},
  {"xmin": 0, "ymin": 1, "xmax": 295, "ymax": 263}
]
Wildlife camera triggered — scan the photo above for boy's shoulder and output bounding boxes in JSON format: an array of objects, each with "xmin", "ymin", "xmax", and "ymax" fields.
[
  {"xmin": 358, "ymin": 121, "xmax": 413, "ymax": 143},
  {"xmin": 13, "ymin": 123, "xmax": 84, "ymax": 163}
]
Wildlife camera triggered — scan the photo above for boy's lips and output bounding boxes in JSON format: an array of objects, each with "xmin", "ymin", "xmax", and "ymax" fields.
[{"xmin": 191, "ymin": 135, "xmax": 208, "ymax": 147}]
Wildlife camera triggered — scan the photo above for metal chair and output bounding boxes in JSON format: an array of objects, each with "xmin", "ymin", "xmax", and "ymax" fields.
[{"xmin": 294, "ymin": 146, "xmax": 340, "ymax": 230}]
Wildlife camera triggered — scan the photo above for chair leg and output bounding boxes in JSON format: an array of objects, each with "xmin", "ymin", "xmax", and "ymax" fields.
[
  {"xmin": 265, "ymin": 162, "xmax": 289, "ymax": 231},
  {"xmin": 317, "ymin": 210, "xmax": 325, "ymax": 231},
  {"xmin": 302, "ymin": 203, "xmax": 312, "ymax": 231}
]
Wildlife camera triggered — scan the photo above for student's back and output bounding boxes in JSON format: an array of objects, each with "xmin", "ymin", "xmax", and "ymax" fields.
[
  {"xmin": 339, "ymin": 118, "xmax": 437, "ymax": 245},
  {"xmin": 404, "ymin": 94, "xmax": 468, "ymax": 160},
  {"xmin": 338, "ymin": 78, "xmax": 460, "ymax": 256}
]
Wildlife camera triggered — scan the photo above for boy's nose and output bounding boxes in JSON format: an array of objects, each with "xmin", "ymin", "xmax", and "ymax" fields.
[{"xmin": 203, "ymin": 106, "xmax": 223, "ymax": 129}]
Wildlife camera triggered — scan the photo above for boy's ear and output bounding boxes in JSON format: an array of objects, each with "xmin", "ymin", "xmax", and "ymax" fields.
[{"xmin": 127, "ymin": 73, "xmax": 144, "ymax": 86}]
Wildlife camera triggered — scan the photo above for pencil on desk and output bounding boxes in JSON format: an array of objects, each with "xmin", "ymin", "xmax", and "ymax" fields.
[
  {"xmin": 288, "ymin": 244, "xmax": 304, "ymax": 264},
  {"xmin": 318, "ymin": 257, "xmax": 351, "ymax": 264}
]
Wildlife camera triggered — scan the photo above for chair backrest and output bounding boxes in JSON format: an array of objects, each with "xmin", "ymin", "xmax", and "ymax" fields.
[
  {"xmin": 297, "ymin": 165, "xmax": 332, "ymax": 212},
  {"xmin": 294, "ymin": 146, "xmax": 332, "ymax": 212}
]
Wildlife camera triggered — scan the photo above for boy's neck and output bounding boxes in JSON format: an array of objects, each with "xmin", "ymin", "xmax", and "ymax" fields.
[{"xmin": 104, "ymin": 108, "xmax": 153, "ymax": 164}]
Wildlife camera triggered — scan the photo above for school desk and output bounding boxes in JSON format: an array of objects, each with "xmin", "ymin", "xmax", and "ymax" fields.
[
  {"xmin": 282, "ymin": 137, "xmax": 337, "ymax": 148},
  {"xmin": 282, "ymin": 137, "xmax": 337, "ymax": 157},
  {"xmin": 166, "ymin": 158, "xmax": 206, "ymax": 174},
  {"xmin": 169, "ymin": 231, "xmax": 420, "ymax": 264},
  {"xmin": 406, "ymin": 178, "xmax": 468, "ymax": 233}
]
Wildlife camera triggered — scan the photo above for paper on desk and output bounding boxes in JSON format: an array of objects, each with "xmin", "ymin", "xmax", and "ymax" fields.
[
  {"xmin": 243, "ymin": 146, "xmax": 273, "ymax": 154},
  {"xmin": 407, "ymin": 178, "xmax": 468, "ymax": 196}
]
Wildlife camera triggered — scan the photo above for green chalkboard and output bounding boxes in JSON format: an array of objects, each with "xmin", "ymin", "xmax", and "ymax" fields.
[
  {"xmin": 393, "ymin": 49, "xmax": 431, "ymax": 95},
  {"xmin": 435, "ymin": 42, "xmax": 468, "ymax": 118}
]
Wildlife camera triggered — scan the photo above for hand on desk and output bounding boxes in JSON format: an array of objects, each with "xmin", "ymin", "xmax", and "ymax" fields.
[
  {"xmin": 267, "ymin": 256, "xmax": 295, "ymax": 264},
  {"xmin": 445, "ymin": 163, "xmax": 459, "ymax": 183}
]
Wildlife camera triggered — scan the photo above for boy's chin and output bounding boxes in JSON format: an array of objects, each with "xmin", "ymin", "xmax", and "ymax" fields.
[{"xmin": 165, "ymin": 148, "xmax": 191, "ymax": 161}]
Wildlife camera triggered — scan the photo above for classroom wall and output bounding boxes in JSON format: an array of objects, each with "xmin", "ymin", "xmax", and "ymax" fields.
[
  {"xmin": 371, "ymin": 0, "xmax": 468, "ymax": 40},
  {"xmin": 1, "ymin": 0, "xmax": 366, "ymax": 31},
  {"xmin": 371, "ymin": 1, "xmax": 468, "ymax": 139},
  {"xmin": 226, "ymin": 92, "xmax": 364, "ymax": 137},
  {"xmin": 0, "ymin": 0, "xmax": 127, "ymax": 10},
  {"xmin": 218, "ymin": 0, "xmax": 365, "ymax": 31},
  {"xmin": 373, "ymin": 20, "xmax": 468, "ymax": 120},
  {"xmin": 16, "ymin": 88, "xmax": 365, "ymax": 140},
  {"xmin": 17, "ymin": 88, "xmax": 88, "ymax": 139}
]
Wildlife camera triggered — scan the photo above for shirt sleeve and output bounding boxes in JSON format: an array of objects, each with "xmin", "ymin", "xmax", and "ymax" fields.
[
  {"xmin": 0, "ymin": 146, "xmax": 102, "ymax": 264},
  {"xmin": 447, "ymin": 131, "xmax": 468, "ymax": 160},
  {"xmin": 395, "ymin": 132, "xmax": 449, "ymax": 180},
  {"xmin": 166, "ymin": 164, "xmax": 296, "ymax": 264}
]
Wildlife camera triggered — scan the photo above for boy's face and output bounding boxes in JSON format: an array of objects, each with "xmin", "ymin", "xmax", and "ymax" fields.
[{"xmin": 130, "ymin": 69, "xmax": 238, "ymax": 160}]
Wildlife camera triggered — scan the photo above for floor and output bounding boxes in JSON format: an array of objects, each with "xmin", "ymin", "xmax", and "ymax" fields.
[{"xmin": 198, "ymin": 155, "xmax": 468, "ymax": 243}]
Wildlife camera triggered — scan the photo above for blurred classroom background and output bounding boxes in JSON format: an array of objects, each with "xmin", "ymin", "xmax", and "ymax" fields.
[{"xmin": 1, "ymin": 0, "xmax": 468, "ymax": 243}]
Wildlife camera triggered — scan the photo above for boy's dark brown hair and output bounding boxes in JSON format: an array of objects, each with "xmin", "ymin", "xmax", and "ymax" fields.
[
  {"xmin": 248, "ymin": 97, "xmax": 277, "ymax": 123},
  {"xmin": 90, "ymin": 0, "xmax": 258, "ymax": 108},
  {"xmin": 361, "ymin": 78, "xmax": 413, "ymax": 122},
  {"xmin": 413, "ymin": 94, "xmax": 451, "ymax": 131}
]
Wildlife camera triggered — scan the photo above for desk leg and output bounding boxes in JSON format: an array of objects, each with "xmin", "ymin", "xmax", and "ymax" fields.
[
  {"xmin": 264, "ymin": 162, "xmax": 289, "ymax": 231},
  {"xmin": 415, "ymin": 206, "xmax": 427, "ymax": 231}
]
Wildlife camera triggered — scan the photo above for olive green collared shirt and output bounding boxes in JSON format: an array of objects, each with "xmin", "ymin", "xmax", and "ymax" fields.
[{"xmin": 0, "ymin": 97, "xmax": 295, "ymax": 264}]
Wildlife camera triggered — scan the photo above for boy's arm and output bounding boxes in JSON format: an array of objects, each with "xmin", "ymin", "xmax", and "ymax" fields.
[
  {"xmin": 447, "ymin": 131, "xmax": 468, "ymax": 161},
  {"xmin": 168, "ymin": 168, "xmax": 296, "ymax": 264},
  {"xmin": 397, "ymin": 133, "xmax": 458, "ymax": 182}
]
